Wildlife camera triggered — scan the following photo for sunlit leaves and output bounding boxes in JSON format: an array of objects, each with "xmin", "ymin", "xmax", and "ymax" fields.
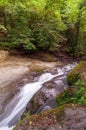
[{"xmin": 0, "ymin": 0, "xmax": 86, "ymax": 53}]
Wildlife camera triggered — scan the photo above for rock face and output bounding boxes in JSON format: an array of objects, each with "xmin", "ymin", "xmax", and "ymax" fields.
[{"xmin": 13, "ymin": 104, "xmax": 86, "ymax": 130}]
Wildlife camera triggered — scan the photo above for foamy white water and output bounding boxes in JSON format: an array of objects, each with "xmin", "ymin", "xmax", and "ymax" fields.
[
  {"xmin": 0, "ymin": 63, "xmax": 77, "ymax": 130},
  {"xmin": 0, "ymin": 126, "xmax": 14, "ymax": 130}
]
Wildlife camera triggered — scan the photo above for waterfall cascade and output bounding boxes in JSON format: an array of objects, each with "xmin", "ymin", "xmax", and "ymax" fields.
[{"xmin": 0, "ymin": 63, "xmax": 77, "ymax": 130}]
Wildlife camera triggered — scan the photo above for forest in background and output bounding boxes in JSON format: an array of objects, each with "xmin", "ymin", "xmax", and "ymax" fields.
[{"xmin": 0, "ymin": 0, "xmax": 86, "ymax": 57}]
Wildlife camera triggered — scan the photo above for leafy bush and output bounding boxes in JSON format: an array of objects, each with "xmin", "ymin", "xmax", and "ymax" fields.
[
  {"xmin": 0, "ymin": 25, "xmax": 7, "ymax": 33},
  {"xmin": 56, "ymin": 79, "xmax": 86, "ymax": 106},
  {"xmin": 57, "ymin": 62, "xmax": 86, "ymax": 106},
  {"xmin": 0, "ymin": 0, "xmax": 86, "ymax": 55},
  {"xmin": 67, "ymin": 62, "xmax": 86, "ymax": 85}
]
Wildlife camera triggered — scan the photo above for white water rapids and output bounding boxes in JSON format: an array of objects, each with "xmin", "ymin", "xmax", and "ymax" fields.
[{"xmin": 0, "ymin": 63, "xmax": 77, "ymax": 130}]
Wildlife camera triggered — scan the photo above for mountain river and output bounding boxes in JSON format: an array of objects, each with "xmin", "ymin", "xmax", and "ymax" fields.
[{"xmin": 0, "ymin": 63, "xmax": 77, "ymax": 130}]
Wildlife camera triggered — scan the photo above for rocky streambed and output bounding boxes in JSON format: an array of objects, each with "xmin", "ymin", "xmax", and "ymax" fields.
[
  {"xmin": 0, "ymin": 51, "xmax": 58, "ymax": 129},
  {"xmin": 13, "ymin": 61, "xmax": 86, "ymax": 130},
  {"xmin": 1, "ymin": 51, "xmax": 86, "ymax": 130},
  {"xmin": 23, "ymin": 63, "xmax": 77, "ymax": 117}
]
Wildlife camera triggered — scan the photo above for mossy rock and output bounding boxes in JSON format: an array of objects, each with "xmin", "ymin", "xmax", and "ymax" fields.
[
  {"xmin": 13, "ymin": 104, "xmax": 86, "ymax": 130},
  {"xmin": 56, "ymin": 88, "xmax": 76, "ymax": 106},
  {"xmin": 56, "ymin": 79, "xmax": 86, "ymax": 107},
  {"xmin": 13, "ymin": 104, "xmax": 68, "ymax": 130},
  {"xmin": 67, "ymin": 61, "xmax": 86, "ymax": 85}
]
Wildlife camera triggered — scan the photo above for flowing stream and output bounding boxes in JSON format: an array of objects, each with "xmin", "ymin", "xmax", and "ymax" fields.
[{"xmin": 0, "ymin": 63, "xmax": 77, "ymax": 130}]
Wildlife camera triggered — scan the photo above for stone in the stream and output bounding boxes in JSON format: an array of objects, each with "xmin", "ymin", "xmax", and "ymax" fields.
[
  {"xmin": 40, "ymin": 106, "xmax": 52, "ymax": 112},
  {"xmin": 36, "ymin": 98, "xmax": 57, "ymax": 114}
]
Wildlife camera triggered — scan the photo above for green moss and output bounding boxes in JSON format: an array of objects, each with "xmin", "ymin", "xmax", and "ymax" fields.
[
  {"xmin": 56, "ymin": 88, "xmax": 74, "ymax": 106},
  {"xmin": 67, "ymin": 61, "xmax": 86, "ymax": 85}
]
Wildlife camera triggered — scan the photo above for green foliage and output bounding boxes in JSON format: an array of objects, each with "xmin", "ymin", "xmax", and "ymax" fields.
[
  {"xmin": 72, "ymin": 80, "xmax": 85, "ymax": 104},
  {"xmin": 56, "ymin": 79, "xmax": 86, "ymax": 106},
  {"xmin": 65, "ymin": 0, "xmax": 86, "ymax": 56},
  {"xmin": 0, "ymin": 0, "xmax": 65, "ymax": 51},
  {"xmin": 0, "ymin": 0, "xmax": 86, "ymax": 54},
  {"xmin": 56, "ymin": 89, "xmax": 73, "ymax": 106},
  {"xmin": 30, "ymin": 21, "xmax": 64, "ymax": 50},
  {"xmin": 76, "ymin": 31, "xmax": 86, "ymax": 58},
  {"xmin": 57, "ymin": 61, "xmax": 86, "ymax": 106},
  {"xmin": 67, "ymin": 61, "xmax": 86, "ymax": 85},
  {"xmin": 1, "ymin": 26, "xmax": 37, "ymax": 51},
  {"xmin": 67, "ymin": 72, "xmax": 80, "ymax": 86},
  {"xmin": 0, "ymin": 25, "xmax": 7, "ymax": 33}
]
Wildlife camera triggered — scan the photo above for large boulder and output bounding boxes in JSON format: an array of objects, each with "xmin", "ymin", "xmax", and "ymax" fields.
[
  {"xmin": 21, "ymin": 75, "xmax": 66, "ymax": 119},
  {"xmin": 13, "ymin": 104, "xmax": 86, "ymax": 130}
]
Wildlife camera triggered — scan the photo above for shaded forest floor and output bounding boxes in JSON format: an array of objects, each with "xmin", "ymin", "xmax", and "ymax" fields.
[{"xmin": 10, "ymin": 49, "xmax": 79, "ymax": 64}]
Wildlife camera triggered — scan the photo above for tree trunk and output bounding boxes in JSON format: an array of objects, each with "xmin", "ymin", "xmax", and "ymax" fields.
[
  {"xmin": 67, "ymin": 1, "xmax": 85, "ymax": 57},
  {"xmin": 3, "ymin": 6, "xmax": 7, "ymax": 28}
]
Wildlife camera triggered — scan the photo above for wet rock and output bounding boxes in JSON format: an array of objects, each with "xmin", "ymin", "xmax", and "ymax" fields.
[
  {"xmin": 36, "ymin": 98, "xmax": 57, "ymax": 114},
  {"xmin": 21, "ymin": 75, "xmax": 66, "ymax": 119},
  {"xmin": 40, "ymin": 106, "xmax": 52, "ymax": 112},
  {"xmin": 20, "ymin": 63, "xmax": 77, "ymax": 121}
]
